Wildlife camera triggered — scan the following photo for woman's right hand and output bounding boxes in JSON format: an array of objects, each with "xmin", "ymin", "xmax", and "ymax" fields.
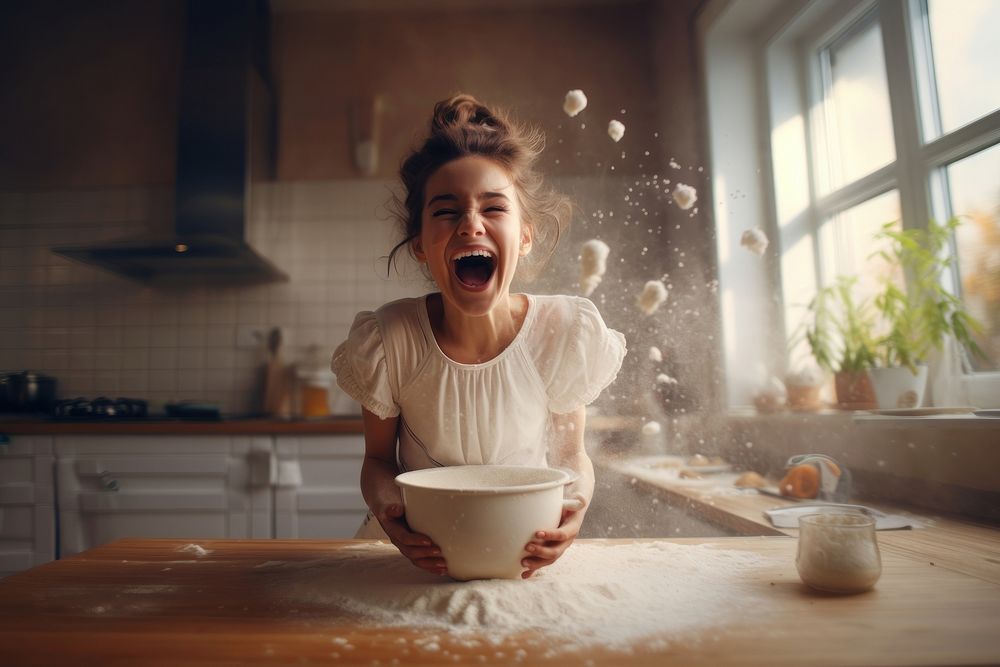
[{"xmin": 376, "ymin": 503, "xmax": 448, "ymax": 576}]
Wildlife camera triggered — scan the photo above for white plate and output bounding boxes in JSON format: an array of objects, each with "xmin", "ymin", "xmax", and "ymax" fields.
[
  {"xmin": 868, "ymin": 406, "xmax": 975, "ymax": 416},
  {"xmin": 681, "ymin": 463, "xmax": 733, "ymax": 474}
]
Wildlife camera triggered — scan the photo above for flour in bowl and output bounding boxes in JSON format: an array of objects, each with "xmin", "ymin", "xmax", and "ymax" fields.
[{"xmin": 270, "ymin": 541, "xmax": 777, "ymax": 652}]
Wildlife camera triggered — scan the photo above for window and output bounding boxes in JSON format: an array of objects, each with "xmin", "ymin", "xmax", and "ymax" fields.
[
  {"xmin": 941, "ymin": 143, "xmax": 1000, "ymax": 372},
  {"xmin": 702, "ymin": 0, "xmax": 1000, "ymax": 407},
  {"xmin": 816, "ymin": 10, "xmax": 895, "ymax": 191}
]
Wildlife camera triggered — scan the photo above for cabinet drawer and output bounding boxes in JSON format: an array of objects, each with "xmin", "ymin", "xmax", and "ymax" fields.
[{"xmin": 77, "ymin": 492, "xmax": 229, "ymax": 513}]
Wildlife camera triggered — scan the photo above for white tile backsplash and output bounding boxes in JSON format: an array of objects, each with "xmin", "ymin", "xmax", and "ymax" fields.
[{"xmin": 0, "ymin": 181, "xmax": 427, "ymax": 413}]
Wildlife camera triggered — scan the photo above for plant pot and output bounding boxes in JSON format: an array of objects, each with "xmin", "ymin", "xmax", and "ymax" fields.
[
  {"xmin": 834, "ymin": 371, "xmax": 877, "ymax": 410},
  {"xmin": 787, "ymin": 384, "xmax": 823, "ymax": 412},
  {"xmin": 867, "ymin": 365, "xmax": 928, "ymax": 409}
]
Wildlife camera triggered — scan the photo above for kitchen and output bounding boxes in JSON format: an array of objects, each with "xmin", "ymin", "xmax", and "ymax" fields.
[{"xmin": 1, "ymin": 0, "xmax": 999, "ymax": 664}]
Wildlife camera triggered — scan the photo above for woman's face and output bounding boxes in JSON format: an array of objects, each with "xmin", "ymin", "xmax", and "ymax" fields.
[{"xmin": 414, "ymin": 156, "xmax": 532, "ymax": 317}]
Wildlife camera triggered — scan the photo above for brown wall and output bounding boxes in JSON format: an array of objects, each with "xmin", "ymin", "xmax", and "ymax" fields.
[
  {"xmin": 0, "ymin": 0, "xmax": 183, "ymax": 189},
  {"xmin": 0, "ymin": 0, "xmax": 706, "ymax": 188},
  {"xmin": 272, "ymin": 2, "xmax": 661, "ymax": 180}
]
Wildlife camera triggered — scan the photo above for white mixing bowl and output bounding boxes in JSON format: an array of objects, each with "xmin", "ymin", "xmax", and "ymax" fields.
[{"xmin": 395, "ymin": 465, "xmax": 580, "ymax": 581}]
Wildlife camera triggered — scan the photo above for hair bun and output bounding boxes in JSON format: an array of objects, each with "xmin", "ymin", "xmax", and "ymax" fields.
[{"xmin": 431, "ymin": 94, "xmax": 503, "ymax": 133}]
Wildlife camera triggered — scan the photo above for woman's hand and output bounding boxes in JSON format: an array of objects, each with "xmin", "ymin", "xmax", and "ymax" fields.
[
  {"xmin": 520, "ymin": 493, "xmax": 587, "ymax": 578},
  {"xmin": 375, "ymin": 502, "xmax": 449, "ymax": 576}
]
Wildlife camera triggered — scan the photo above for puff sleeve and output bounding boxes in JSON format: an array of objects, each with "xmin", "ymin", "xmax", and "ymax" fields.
[
  {"xmin": 545, "ymin": 297, "xmax": 627, "ymax": 414},
  {"xmin": 331, "ymin": 311, "xmax": 400, "ymax": 420}
]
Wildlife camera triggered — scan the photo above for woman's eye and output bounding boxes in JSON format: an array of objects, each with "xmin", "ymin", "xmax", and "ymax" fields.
[
  {"xmin": 433, "ymin": 209, "xmax": 458, "ymax": 218},
  {"xmin": 486, "ymin": 206, "xmax": 508, "ymax": 213}
]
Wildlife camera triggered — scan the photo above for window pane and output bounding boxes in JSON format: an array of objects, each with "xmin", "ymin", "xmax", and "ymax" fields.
[
  {"xmin": 927, "ymin": 0, "xmax": 1000, "ymax": 135},
  {"xmin": 819, "ymin": 190, "xmax": 902, "ymax": 301},
  {"xmin": 824, "ymin": 16, "xmax": 895, "ymax": 187},
  {"xmin": 947, "ymin": 144, "xmax": 1000, "ymax": 371}
]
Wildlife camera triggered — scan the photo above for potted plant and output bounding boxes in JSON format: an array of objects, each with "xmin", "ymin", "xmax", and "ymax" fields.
[
  {"xmin": 867, "ymin": 217, "xmax": 985, "ymax": 408},
  {"xmin": 800, "ymin": 276, "xmax": 879, "ymax": 409}
]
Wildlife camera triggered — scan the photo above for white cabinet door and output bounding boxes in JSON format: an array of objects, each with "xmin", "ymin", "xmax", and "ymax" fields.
[
  {"xmin": 0, "ymin": 436, "xmax": 55, "ymax": 578},
  {"xmin": 273, "ymin": 435, "xmax": 367, "ymax": 538},
  {"xmin": 55, "ymin": 436, "xmax": 273, "ymax": 557}
]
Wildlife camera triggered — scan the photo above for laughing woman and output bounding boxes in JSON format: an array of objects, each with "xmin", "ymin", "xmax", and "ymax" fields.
[{"xmin": 332, "ymin": 94, "xmax": 626, "ymax": 578}]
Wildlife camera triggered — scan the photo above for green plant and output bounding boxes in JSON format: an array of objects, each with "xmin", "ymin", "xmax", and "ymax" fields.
[
  {"xmin": 871, "ymin": 217, "xmax": 985, "ymax": 372},
  {"xmin": 801, "ymin": 275, "xmax": 878, "ymax": 374}
]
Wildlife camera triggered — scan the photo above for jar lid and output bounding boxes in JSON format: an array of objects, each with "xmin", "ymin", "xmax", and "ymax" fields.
[{"xmin": 297, "ymin": 369, "xmax": 332, "ymax": 384}]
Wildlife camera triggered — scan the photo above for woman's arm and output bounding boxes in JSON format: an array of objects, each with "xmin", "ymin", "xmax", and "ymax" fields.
[
  {"xmin": 521, "ymin": 405, "xmax": 593, "ymax": 578},
  {"xmin": 360, "ymin": 407, "xmax": 447, "ymax": 575}
]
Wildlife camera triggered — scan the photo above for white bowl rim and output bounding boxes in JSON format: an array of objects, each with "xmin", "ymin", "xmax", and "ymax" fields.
[{"xmin": 395, "ymin": 464, "xmax": 571, "ymax": 495}]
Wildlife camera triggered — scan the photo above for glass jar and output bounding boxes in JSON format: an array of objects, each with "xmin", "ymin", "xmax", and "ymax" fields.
[
  {"xmin": 796, "ymin": 512, "xmax": 882, "ymax": 594},
  {"xmin": 295, "ymin": 370, "xmax": 331, "ymax": 419}
]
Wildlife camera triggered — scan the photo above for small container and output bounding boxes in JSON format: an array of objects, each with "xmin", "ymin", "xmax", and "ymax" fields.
[
  {"xmin": 295, "ymin": 370, "xmax": 332, "ymax": 419},
  {"xmin": 796, "ymin": 512, "xmax": 882, "ymax": 594}
]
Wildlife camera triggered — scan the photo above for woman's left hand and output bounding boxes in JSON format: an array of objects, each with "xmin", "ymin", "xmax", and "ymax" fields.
[{"xmin": 520, "ymin": 493, "xmax": 587, "ymax": 578}]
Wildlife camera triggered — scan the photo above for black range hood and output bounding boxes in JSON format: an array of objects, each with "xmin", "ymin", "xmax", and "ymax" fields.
[{"xmin": 53, "ymin": 0, "xmax": 287, "ymax": 285}]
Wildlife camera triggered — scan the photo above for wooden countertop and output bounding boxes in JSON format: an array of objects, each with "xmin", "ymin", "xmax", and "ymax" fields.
[
  {"xmin": 601, "ymin": 454, "xmax": 1000, "ymax": 586},
  {"xmin": 1, "ymin": 537, "xmax": 998, "ymax": 666},
  {"xmin": 0, "ymin": 416, "xmax": 364, "ymax": 435}
]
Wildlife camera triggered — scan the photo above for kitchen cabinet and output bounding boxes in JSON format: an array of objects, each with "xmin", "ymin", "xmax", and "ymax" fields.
[
  {"xmin": 273, "ymin": 435, "xmax": 367, "ymax": 539},
  {"xmin": 54, "ymin": 434, "xmax": 368, "ymax": 558},
  {"xmin": 0, "ymin": 436, "xmax": 55, "ymax": 578},
  {"xmin": 55, "ymin": 435, "xmax": 275, "ymax": 558}
]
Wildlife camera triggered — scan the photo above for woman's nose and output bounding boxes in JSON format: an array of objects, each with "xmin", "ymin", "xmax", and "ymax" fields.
[{"xmin": 457, "ymin": 211, "xmax": 485, "ymax": 237}]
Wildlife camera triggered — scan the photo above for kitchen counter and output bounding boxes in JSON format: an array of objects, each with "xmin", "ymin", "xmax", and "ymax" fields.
[
  {"xmin": 0, "ymin": 414, "xmax": 643, "ymax": 436},
  {"xmin": 0, "ymin": 416, "xmax": 364, "ymax": 435},
  {"xmin": 1, "ymin": 537, "xmax": 998, "ymax": 666},
  {"xmin": 601, "ymin": 453, "xmax": 1000, "ymax": 585}
]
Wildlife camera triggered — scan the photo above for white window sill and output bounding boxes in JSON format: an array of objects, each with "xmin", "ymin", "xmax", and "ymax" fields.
[{"xmin": 726, "ymin": 408, "xmax": 998, "ymax": 429}]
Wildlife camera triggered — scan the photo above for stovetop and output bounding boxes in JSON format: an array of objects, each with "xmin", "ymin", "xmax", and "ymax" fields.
[
  {"xmin": 51, "ymin": 397, "xmax": 149, "ymax": 420},
  {"xmin": 47, "ymin": 398, "xmax": 222, "ymax": 421}
]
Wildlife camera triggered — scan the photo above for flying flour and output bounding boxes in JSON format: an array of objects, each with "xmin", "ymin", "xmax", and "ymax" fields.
[
  {"xmin": 579, "ymin": 239, "xmax": 610, "ymax": 296},
  {"xmin": 671, "ymin": 183, "xmax": 697, "ymax": 210},
  {"xmin": 637, "ymin": 280, "xmax": 668, "ymax": 315},
  {"xmin": 563, "ymin": 90, "xmax": 588, "ymax": 117},
  {"xmin": 641, "ymin": 421, "xmax": 662, "ymax": 435},
  {"xmin": 741, "ymin": 228, "xmax": 769, "ymax": 256},
  {"xmin": 607, "ymin": 120, "xmax": 625, "ymax": 142}
]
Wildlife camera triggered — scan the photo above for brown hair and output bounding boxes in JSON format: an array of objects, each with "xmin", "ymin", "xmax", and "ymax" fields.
[{"xmin": 387, "ymin": 94, "xmax": 571, "ymax": 280}]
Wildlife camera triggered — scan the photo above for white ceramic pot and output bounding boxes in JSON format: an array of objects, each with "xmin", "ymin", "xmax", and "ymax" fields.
[
  {"xmin": 395, "ymin": 465, "xmax": 580, "ymax": 581},
  {"xmin": 867, "ymin": 365, "xmax": 928, "ymax": 409}
]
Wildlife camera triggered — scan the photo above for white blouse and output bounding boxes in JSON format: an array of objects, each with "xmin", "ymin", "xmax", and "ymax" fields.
[{"xmin": 331, "ymin": 293, "xmax": 627, "ymax": 474}]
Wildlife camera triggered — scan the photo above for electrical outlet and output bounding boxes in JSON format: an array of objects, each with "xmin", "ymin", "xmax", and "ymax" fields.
[{"xmin": 236, "ymin": 325, "xmax": 268, "ymax": 349}]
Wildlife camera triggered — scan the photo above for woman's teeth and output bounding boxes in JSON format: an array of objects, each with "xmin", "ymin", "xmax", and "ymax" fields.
[
  {"xmin": 453, "ymin": 250, "xmax": 496, "ymax": 288},
  {"xmin": 452, "ymin": 249, "xmax": 495, "ymax": 261}
]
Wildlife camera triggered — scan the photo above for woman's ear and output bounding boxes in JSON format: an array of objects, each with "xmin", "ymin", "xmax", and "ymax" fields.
[
  {"xmin": 519, "ymin": 225, "xmax": 533, "ymax": 257},
  {"xmin": 411, "ymin": 237, "xmax": 426, "ymax": 262}
]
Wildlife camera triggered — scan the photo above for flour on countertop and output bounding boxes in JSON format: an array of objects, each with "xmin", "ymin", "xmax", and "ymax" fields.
[
  {"xmin": 270, "ymin": 541, "xmax": 778, "ymax": 651},
  {"xmin": 177, "ymin": 543, "xmax": 211, "ymax": 556}
]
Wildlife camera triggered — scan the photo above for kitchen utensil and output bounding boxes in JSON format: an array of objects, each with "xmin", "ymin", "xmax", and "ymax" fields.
[
  {"xmin": 51, "ymin": 397, "xmax": 147, "ymax": 420},
  {"xmin": 796, "ymin": 512, "xmax": 882, "ymax": 594},
  {"xmin": 0, "ymin": 371, "xmax": 58, "ymax": 413},
  {"xmin": 765, "ymin": 503, "xmax": 914, "ymax": 530},
  {"xmin": 395, "ymin": 465, "xmax": 582, "ymax": 581},
  {"xmin": 262, "ymin": 327, "xmax": 291, "ymax": 418},
  {"xmin": 165, "ymin": 401, "xmax": 221, "ymax": 421}
]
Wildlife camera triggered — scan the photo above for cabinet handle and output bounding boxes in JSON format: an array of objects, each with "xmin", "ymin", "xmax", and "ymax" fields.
[{"xmin": 99, "ymin": 471, "xmax": 120, "ymax": 492}]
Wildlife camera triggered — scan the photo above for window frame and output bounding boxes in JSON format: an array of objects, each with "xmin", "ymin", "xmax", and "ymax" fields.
[{"xmin": 700, "ymin": 0, "xmax": 1000, "ymax": 407}]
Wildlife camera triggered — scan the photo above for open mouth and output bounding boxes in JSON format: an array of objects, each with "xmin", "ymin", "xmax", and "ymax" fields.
[{"xmin": 452, "ymin": 249, "xmax": 497, "ymax": 288}]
